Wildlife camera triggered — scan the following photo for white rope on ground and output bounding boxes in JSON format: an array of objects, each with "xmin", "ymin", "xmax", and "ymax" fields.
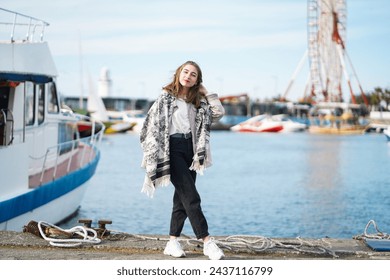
[
  {"xmin": 353, "ymin": 220, "xmax": 390, "ymax": 240},
  {"xmin": 34, "ymin": 220, "xmax": 388, "ymax": 256},
  {"xmin": 110, "ymin": 231, "xmax": 338, "ymax": 257},
  {"xmin": 198, "ymin": 235, "xmax": 338, "ymax": 258},
  {"xmin": 38, "ymin": 221, "xmax": 101, "ymax": 247},
  {"xmin": 126, "ymin": 233, "xmax": 170, "ymax": 242}
]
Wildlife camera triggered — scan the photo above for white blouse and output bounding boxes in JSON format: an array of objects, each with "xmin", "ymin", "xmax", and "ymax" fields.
[{"xmin": 169, "ymin": 98, "xmax": 191, "ymax": 135}]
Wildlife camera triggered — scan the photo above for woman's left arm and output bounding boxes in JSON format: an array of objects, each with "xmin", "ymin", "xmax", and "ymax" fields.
[
  {"xmin": 206, "ymin": 92, "xmax": 225, "ymax": 123},
  {"xmin": 198, "ymin": 84, "xmax": 225, "ymax": 123}
]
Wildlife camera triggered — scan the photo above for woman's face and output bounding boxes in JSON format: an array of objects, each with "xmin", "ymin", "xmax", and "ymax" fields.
[{"xmin": 179, "ymin": 64, "xmax": 198, "ymax": 89}]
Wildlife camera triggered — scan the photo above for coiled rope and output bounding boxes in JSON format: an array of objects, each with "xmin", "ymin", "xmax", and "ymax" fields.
[
  {"xmin": 353, "ymin": 220, "xmax": 390, "ymax": 240},
  {"xmin": 37, "ymin": 221, "xmax": 101, "ymax": 247}
]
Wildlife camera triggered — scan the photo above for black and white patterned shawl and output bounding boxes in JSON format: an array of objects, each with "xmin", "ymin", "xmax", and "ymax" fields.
[{"xmin": 140, "ymin": 91, "xmax": 211, "ymax": 197}]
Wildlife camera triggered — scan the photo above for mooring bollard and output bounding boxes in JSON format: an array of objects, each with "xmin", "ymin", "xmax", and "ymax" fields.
[{"xmin": 78, "ymin": 219, "xmax": 92, "ymax": 228}]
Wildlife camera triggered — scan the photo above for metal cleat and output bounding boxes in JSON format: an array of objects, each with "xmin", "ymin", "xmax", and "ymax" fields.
[
  {"xmin": 97, "ymin": 219, "xmax": 112, "ymax": 236},
  {"xmin": 78, "ymin": 219, "xmax": 92, "ymax": 228}
]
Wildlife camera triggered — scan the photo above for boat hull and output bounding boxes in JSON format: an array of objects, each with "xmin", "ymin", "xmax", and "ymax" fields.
[
  {"xmin": 230, "ymin": 114, "xmax": 285, "ymax": 133},
  {"xmin": 384, "ymin": 129, "xmax": 390, "ymax": 141},
  {"xmin": 104, "ymin": 121, "xmax": 135, "ymax": 134},
  {"xmin": 0, "ymin": 150, "xmax": 100, "ymax": 231},
  {"xmin": 236, "ymin": 125, "xmax": 284, "ymax": 133},
  {"xmin": 308, "ymin": 125, "xmax": 367, "ymax": 135}
]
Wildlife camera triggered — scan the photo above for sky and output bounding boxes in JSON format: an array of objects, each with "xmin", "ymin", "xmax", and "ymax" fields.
[{"xmin": 1, "ymin": 0, "xmax": 389, "ymax": 102}]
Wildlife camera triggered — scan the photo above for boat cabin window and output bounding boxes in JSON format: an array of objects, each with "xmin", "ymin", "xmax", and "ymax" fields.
[
  {"xmin": 48, "ymin": 82, "xmax": 59, "ymax": 114},
  {"xmin": 37, "ymin": 84, "xmax": 45, "ymax": 124},
  {"xmin": 25, "ymin": 82, "xmax": 35, "ymax": 126},
  {"xmin": 0, "ymin": 87, "xmax": 9, "ymax": 110},
  {"xmin": 0, "ymin": 87, "xmax": 10, "ymax": 146}
]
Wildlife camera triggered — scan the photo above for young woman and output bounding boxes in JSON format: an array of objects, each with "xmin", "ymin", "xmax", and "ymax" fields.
[{"xmin": 140, "ymin": 61, "xmax": 225, "ymax": 260}]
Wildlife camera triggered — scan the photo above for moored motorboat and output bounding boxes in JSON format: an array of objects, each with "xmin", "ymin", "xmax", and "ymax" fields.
[
  {"xmin": 0, "ymin": 8, "xmax": 104, "ymax": 231},
  {"xmin": 308, "ymin": 102, "xmax": 369, "ymax": 135},
  {"xmin": 271, "ymin": 114, "xmax": 308, "ymax": 132},
  {"xmin": 104, "ymin": 119, "xmax": 135, "ymax": 134},
  {"xmin": 230, "ymin": 114, "xmax": 284, "ymax": 132}
]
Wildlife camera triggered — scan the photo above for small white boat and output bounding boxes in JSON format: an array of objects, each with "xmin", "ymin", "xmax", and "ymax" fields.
[
  {"xmin": 0, "ymin": 8, "xmax": 104, "ymax": 231},
  {"xmin": 104, "ymin": 119, "xmax": 135, "ymax": 134},
  {"xmin": 122, "ymin": 110, "xmax": 145, "ymax": 133}
]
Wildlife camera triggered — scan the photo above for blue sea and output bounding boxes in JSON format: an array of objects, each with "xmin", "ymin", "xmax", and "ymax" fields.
[{"xmin": 61, "ymin": 131, "xmax": 390, "ymax": 239}]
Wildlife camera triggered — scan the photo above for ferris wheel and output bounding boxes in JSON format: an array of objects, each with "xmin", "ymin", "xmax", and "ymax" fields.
[
  {"xmin": 283, "ymin": 0, "xmax": 368, "ymax": 105},
  {"xmin": 308, "ymin": 0, "xmax": 347, "ymax": 102}
]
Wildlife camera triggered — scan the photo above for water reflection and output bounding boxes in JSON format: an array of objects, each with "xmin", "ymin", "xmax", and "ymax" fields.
[{"xmin": 303, "ymin": 136, "xmax": 342, "ymax": 190}]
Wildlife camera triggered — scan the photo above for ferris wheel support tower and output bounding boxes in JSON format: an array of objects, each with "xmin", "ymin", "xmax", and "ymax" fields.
[{"xmin": 282, "ymin": 0, "xmax": 368, "ymax": 105}]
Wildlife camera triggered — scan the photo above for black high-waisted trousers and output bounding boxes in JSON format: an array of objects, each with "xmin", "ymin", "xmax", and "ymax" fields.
[{"xmin": 168, "ymin": 136, "xmax": 209, "ymax": 239}]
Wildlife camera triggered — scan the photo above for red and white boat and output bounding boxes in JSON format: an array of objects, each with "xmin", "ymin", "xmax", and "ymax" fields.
[
  {"xmin": 230, "ymin": 114, "xmax": 307, "ymax": 133},
  {"xmin": 271, "ymin": 114, "xmax": 308, "ymax": 132},
  {"xmin": 230, "ymin": 114, "xmax": 284, "ymax": 132}
]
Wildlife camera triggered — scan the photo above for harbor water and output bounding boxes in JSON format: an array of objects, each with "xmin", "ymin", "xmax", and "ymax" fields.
[{"xmin": 62, "ymin": 131, "xmax": 390, "ymax": 239}]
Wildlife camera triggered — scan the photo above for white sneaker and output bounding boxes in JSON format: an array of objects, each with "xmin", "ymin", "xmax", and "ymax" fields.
[
  {"xmin": 203, "ymin": 238, "xmax": 224, "ymax": 260},
  {"xmin": 164, "ymin": 239, "xmax": 186, "ymax": 258}
]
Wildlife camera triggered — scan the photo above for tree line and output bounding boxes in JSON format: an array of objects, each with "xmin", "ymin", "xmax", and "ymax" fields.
[{"xmin": 355, "ymin": 87, "xmax": 390, "ymax": 111}]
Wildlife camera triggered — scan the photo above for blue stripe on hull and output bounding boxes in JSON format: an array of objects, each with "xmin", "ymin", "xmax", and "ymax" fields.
[{"xmin": 0, "ymin": 151, "xmax": 100, "ymax": 223}]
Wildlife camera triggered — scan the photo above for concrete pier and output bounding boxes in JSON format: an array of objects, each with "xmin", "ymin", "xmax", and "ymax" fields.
[{"xmin": 1, "ymin": 230, "xmax": 390, "ymax": 260}]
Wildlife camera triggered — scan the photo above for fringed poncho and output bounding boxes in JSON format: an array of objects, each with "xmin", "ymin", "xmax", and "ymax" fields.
[{"xmin": 140, "ymin": 91, "xmax": 211, "ymax": 197}]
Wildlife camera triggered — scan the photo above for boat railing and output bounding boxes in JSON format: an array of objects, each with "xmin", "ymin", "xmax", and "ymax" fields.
[
  {"xmin": 0, "ymin": 8, "xmax": 49, "ymax": 42},
  {"xmin": 36, "ymin": 118, "xmax": 105, "ymax": 185}
]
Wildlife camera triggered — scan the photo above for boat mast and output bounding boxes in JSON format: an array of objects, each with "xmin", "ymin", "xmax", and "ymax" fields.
[{"xmin": 78, "ymin": 33, "xmax": 84, "ymax": 110}]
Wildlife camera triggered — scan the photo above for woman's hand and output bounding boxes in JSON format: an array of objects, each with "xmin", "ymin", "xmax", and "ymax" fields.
[{"xmin": 198, "ymin": 84, "xmax": 208, "ymax": 96}]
